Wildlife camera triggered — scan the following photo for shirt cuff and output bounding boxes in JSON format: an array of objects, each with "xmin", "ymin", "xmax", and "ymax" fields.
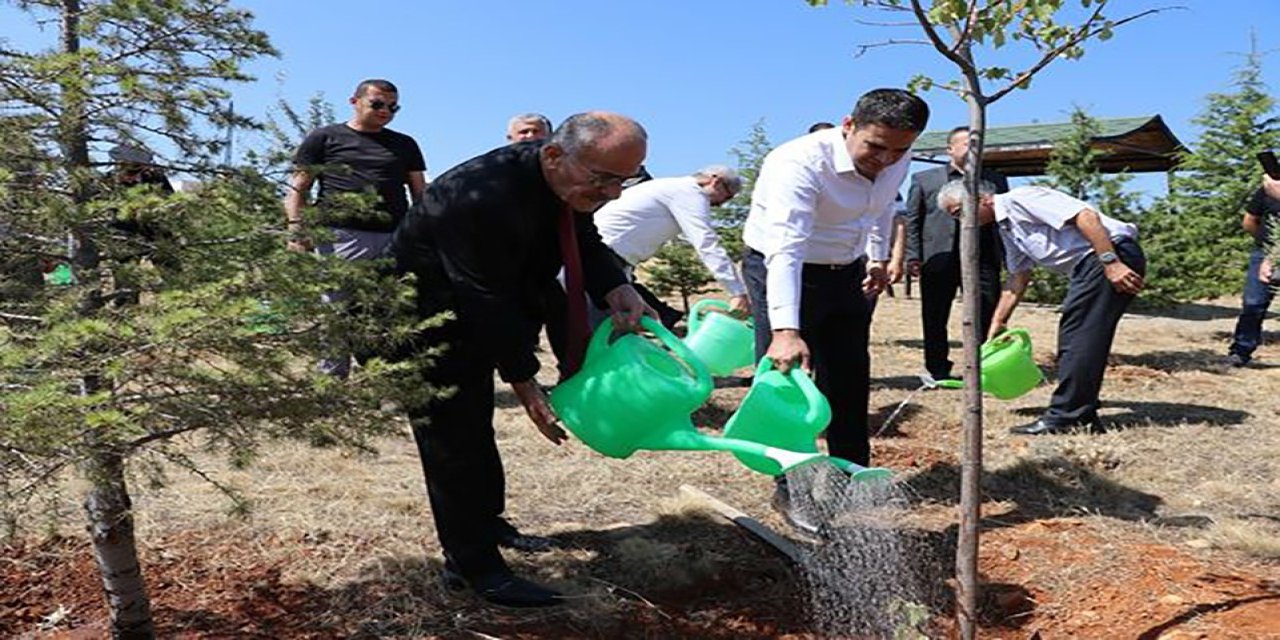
[{"xmin": 767, "ymin": 303, "xmax": 800, "ymax": 331}]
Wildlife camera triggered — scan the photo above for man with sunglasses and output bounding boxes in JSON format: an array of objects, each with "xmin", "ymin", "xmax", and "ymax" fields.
[
  {"xmin": 593, "ymin": 165, "xmax": 751, "ymax": 323},
  {"xmin": 391, "ymin": 112, "xmax": 654, "ymax": 608},
  {"xmin": 741, "ymin": 89, "xmax": 929, "ymax": 533},
  {"xmin": 285, "ymin": 78, "xmax": 427, "ymax": 376}
]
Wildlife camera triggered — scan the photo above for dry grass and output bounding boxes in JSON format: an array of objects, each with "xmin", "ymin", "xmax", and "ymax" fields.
[{"xmin": 12, "ymin": 290, "xmax": 1280, "ymax": 637}]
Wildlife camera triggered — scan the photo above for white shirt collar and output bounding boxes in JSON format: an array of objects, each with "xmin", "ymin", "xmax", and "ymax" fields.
[{"xmin": 824, "ymin": 128, "xmax": 858, "ymax": 176}]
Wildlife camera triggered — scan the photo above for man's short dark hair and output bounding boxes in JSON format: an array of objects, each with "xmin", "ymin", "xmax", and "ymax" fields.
[
  {"xmin": 354, "ymin": 79, "xmax": 398, "ymax": 98},
  {"xmin": 948, "ymin": 125, "xmax": 970, "ymax": 142},
  {"xmin": 850, "ymin": 88, "xmax": 930, "ymax": 133},
  {"xmin": 808, "ymin": 121, "xmax": 836, "ymax": 133}
]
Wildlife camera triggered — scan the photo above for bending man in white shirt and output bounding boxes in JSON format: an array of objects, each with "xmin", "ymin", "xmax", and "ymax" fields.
[
  {"xmin": 594, "ymin": 165, "xmax": 750, "ymax": 319},
  {"xmin": 741, "ymin": 88, "xmax": 930, "ymax": 531},
  {"xmin": 937, "ymin": 181, "xmax": 1145, "ymax": 436}
]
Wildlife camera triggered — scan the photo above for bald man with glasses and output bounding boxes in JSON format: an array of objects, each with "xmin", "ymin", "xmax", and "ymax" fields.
[{"xmin": 391, "ymin": 112, "xmax": 654, "ymax": 608}]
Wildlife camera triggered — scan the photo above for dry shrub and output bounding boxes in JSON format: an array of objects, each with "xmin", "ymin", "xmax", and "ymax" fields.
[{"xmin": 1205, "ymin": 519, "xmax": 1280, "ymax": 559}]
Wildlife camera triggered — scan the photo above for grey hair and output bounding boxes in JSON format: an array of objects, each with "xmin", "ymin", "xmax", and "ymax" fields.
[
  {"xmin": 507, "ymin": 112, "xmax": 551, "ymax": 134},
  {"xmin": 936, "ymin": 178, "xmax": 996, "ymax": 211},
  {"xmin": 548, "ymin": 112, "xmax": 647, "ymax": 155},
  {"xmin": 693, "ymin": 165, "xmax": 741, "ymax": 194}
]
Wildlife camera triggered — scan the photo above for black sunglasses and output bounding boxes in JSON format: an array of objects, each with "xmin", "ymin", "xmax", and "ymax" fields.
[{"xmin": 368, "ymin": 99, "xmax": 401, "ymax": 113}]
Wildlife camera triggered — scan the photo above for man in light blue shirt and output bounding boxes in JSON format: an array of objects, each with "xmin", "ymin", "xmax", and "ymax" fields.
[{"xmin": 937, "ymin": 181, "xmax": 1145, "ymax": 436}]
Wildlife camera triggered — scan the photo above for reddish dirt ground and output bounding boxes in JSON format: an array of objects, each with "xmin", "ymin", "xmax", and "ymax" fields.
[{"xmin": 4, "ymin": 522, "xmax": 1277, "ymax": 639}]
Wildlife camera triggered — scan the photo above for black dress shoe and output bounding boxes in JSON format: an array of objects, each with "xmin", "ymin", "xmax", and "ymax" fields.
[
  {"xmin": 442, "ymin": 564, "xmax": 563, "ymax": 608},
  {"xmin": 497, "ymin": 531, "xmax": 557, "ymax": 553},
  {"xmin": 493, "ymin": 518, "xmax": 556, "ymax": 553},
  {"xmin": 1010, "ymin": 418, "xmax": 1103, "ymax": 436}
]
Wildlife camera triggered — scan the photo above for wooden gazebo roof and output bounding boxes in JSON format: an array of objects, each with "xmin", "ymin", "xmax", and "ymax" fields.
[{"xmin": 911, "ymin": 115, "xmax": 1186, "ymax": 177}]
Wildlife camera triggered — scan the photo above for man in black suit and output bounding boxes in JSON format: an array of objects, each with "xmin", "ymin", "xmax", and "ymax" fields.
[
  {"xmin": 904, "ymin": 126, "xmax": 1009, "ymax": 383},
  {"xmin": 391, "ymin": 112, "xmax": 653, "ymax": 608}
]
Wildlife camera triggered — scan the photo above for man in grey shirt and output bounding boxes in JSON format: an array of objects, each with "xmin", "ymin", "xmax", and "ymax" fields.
[{"xmin": 938, "ymin": 182, "xmax": 1144, "ymax": 436}]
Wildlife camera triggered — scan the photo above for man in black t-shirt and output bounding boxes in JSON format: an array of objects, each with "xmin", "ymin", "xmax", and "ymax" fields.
[
  {"xmin": 284, "ymin": 78, "xmax": 427, "ymax": 376},
  {"xmin": 1226, "ymin": 174, "xmax": 1280, "ymax": 367}
]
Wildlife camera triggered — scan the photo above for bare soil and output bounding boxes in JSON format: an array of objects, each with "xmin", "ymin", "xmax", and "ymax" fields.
[{"xmin": 3, "ymin": 292, "xmax": 1279, "ymax": 638}]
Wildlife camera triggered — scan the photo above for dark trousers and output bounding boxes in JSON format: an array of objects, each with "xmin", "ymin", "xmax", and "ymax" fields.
[
  {"xmin": 743, "ymin": 249, "xmax": 871, "ymax": 467},
  {"xmin": 1228, "ymin": 248, "xmax": 1275, "ymax": 360},
  {"xmin": 918, "ymin": 255, "xmax": 1000, "ymax": 379},
  {"xmin": 405, "ymin": 321, "xmax": 509, "ymax": 580},
  {"xmin": 1043, "ymin": 238, "xmax": 1145, "ymax": 425}
]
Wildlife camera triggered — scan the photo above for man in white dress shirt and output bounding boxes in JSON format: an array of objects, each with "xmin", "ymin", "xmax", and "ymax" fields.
[
  {"xmin": 741, "ymin": 88, "xmax": 930, "ymax": 529},
  {"xmin": 937, "ymin": 181, "xmax": 1146, "ymax": 436},
  {"xmin": 594, "ymin": 165, "xmax": 750, "ymax": 318}
]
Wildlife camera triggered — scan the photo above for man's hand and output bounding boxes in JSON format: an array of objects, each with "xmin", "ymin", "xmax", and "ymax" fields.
[
  {"xmin": 510, "ymin": 380, "xmax": 568, "ymax": 445},
  {"xmin": 1104, "ymin": 261, "xmax": 1144, "ymax": 295},
  {"xmin": 727, "ymin": 294, "xmax": 751, "ymax": 318},
  {"xmin": 863, "ymin": 261, "xmax": 889, "ymax": 297},
  {"xmin": 1264, "ymin": 175, "xmax": 1280, "ymax": 201},
  {"xmin": 766, "ymin": 328, "xmax": 809, "ymax": 374},
  {"xmin": 887, "ymin": 257, "xmax": 905, "ymax": 285},
  {"xmin": 987, "ymin": 321, "xmax": 1007, "ymax": 343},
  {"xmin": 1261, "ymin": 257, "xmax": 1275, "ymax": 284},
  {"xmin": 907, "ymin": 260, "xmax": 921, "ymax": 278},
  {"xmin": 604, "ymin": 284, "xmax": 657, "ymax": 332}
]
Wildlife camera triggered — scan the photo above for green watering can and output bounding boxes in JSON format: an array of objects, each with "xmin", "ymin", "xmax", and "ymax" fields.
[
  {"xmin": 550, "ymin": 317, "xmax": 879, "ymax": 477},
  {"xmin": 684, "ymin": 298, "xmax": 755, "ymax": 376},
  {"xmin": 724, "ymin": 358, "xmax": 892, "ymax": 482},
  {"xmin": 936, "ymin": 328, "xmax": 1044, "ymax": 400}
]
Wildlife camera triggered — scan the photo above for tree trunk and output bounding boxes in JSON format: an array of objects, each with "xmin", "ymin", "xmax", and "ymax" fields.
[
  {"xmin": 60, "ymin": 3, "xmax": 154, "ymax": 635},
  {"xmin": 954, "ymin": 93, "xmax": 988, "ymax": 640},
  {"xmin": 82, "ymin": 449, "xmax": 155, "ymax": 640}
]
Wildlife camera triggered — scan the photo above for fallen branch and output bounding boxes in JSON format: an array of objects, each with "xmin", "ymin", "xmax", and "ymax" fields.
[{"xmin": 678, "ymin": 484, "xmax": 804, "ymax": 564}]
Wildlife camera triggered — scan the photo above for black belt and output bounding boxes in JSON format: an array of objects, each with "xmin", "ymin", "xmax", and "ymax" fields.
[{"xmin": 746, "ymin": 247, "xmax": 862, "ymax": 271}]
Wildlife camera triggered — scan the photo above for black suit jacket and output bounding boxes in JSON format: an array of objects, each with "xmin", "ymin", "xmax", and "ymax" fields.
[
  {"xmin": 904, "ymin": 164, "xmax": 1010, "ymax": 271},
  {"xmin": 391, "ymin": 141, "xmax": 628, "ymax": 383}
]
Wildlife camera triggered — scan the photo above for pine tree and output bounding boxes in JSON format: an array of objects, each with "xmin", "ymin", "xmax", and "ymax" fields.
[
  {"xmin": 642, "ymin": 241, "xmax": 715, "ymax": 314},
  {"xmin": 0, "ymin": 3, "xmax": 428, "ymax": 637},
  {"xmin": 1142, "ymin": 38, "xmax": 1280, "ymax": 304},
  {"xmin": 713, "ymin": 119, "xmax": 773, "ymax": 260}
]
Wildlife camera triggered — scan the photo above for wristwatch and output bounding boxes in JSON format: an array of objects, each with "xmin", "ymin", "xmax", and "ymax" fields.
[{"xmin": 1097, "ymin": 251, "xmax": 1119, "ymax": 265}]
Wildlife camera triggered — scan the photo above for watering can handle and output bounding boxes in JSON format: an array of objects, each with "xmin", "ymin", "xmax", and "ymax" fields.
[
  {"xmin": 688, "ymin": 298, "xmax": 729, "ymax": 334},
  {"xmin": 755, "ymin": 357, "xmax": 832, "ymax": 428},
  {"xmin": 644, "ymin": 315, "xmax": 714, "ymax": 399},
  {"xmin": 995, "ymin": 328, "xmax": 1033, "ymax": 354}
]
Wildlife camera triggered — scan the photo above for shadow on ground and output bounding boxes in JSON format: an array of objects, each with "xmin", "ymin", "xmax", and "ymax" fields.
[
  {"xmin": 1127, "ymin": 301, "xmax": 1242, "ymax": 322},
  {"xmin": 1010, "ymin": 400, "xmax": 1250, "ymax": 429},
  {"xmin": 1110, "ymin": 349, "xmax": 1280, "ymax": 374},
  {"xmin": 903, "ymin": 456, "xmax": 1164, "ymax": 526}
]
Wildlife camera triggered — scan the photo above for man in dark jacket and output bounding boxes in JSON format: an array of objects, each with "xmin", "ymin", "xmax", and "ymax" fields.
[
  {"xmin": 904, "ymin": 125, "xmax": 1009, "ymax": 383},
  {"xmin": 391, "ymin": 112, "xmax": 653, "ymax": 608}
]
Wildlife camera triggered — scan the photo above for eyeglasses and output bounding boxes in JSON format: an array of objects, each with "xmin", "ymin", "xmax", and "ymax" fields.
[
  {"xmin": 368, "ymin": 99, "xmax": 400, "ymax": 113},
  {"xmin": 568, "ymin": 154, "xmax": 636, "ymax": 190}
]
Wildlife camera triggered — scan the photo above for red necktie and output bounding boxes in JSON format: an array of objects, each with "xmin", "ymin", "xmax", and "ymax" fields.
[{"xmin": 558, "ymin": 204, "xmax": 589, "ymax": 376}]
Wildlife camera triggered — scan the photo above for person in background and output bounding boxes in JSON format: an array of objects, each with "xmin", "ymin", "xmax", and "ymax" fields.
[
  {"xmin": 1225, "ymin": 173, "xmax": 1280, "ymax": 367},
  {"xmin": 904, "ymin": 126, "xmax": 1009, "ymax": 385},
  {"xmin": 506, "ymin": 113, "xmax": 552, "ymax": 143},
  {"xmin": 593, "ymin": 165, "xmax": 750, "ymax": 326},
  {"xmin": 938, "ymin": 181, "xmax": 1145, "ymax": 436},
  {"xmin": 284, "ymin": 78, "xmax": 428, "ymax": 377}
]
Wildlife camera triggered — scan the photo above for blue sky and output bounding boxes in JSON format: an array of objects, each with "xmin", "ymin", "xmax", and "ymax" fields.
[{"xmin": 5, "ymin": 1, "xmax": 1277, "ymax": 195}]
